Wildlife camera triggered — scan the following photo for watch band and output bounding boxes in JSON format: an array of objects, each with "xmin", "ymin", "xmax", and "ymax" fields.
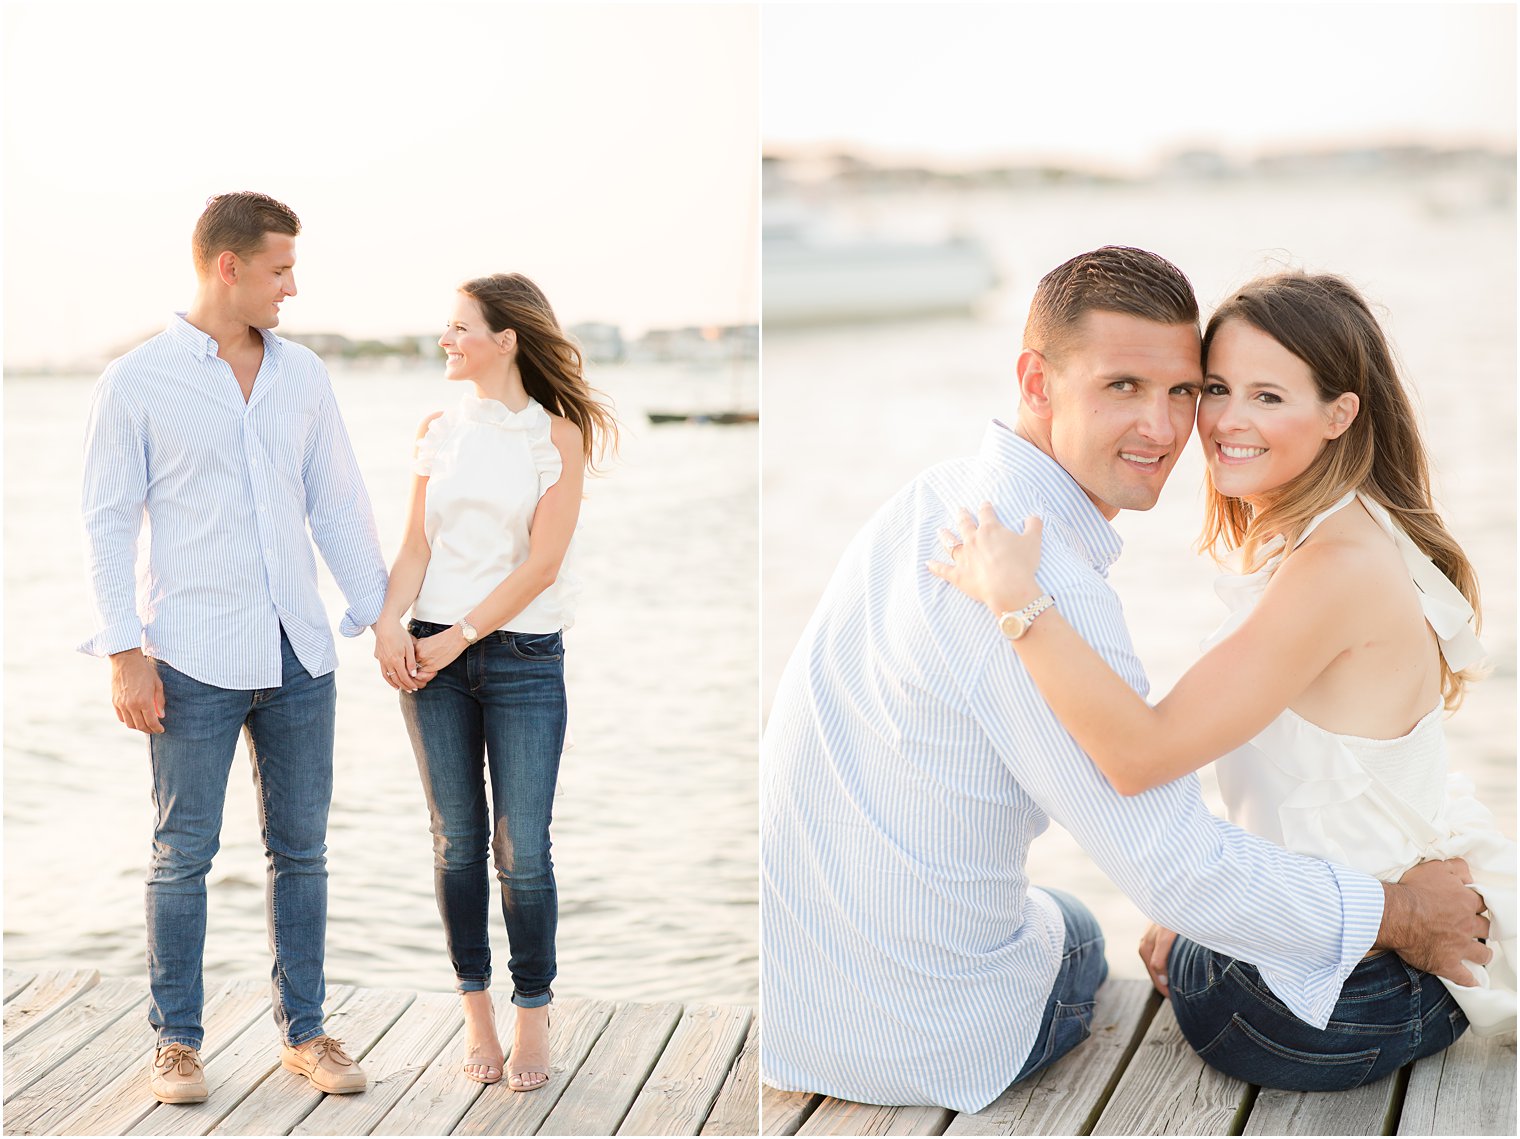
[
  {"xmin": 459, "ymin": 619, "xmax": 479, "ymax": 644},
  {"xmin": 997, "ymin": 594, "xmax": 1055, "ymax": 641}
]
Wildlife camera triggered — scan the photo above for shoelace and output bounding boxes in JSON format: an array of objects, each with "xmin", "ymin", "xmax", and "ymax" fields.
[
  {"xmin": 156, "ymin": 1044, "xmax": 200, "ymax": 1076},
  {"xmin": 307, "ymin": 1036, "xmax": 355, "ymax": 1067}
]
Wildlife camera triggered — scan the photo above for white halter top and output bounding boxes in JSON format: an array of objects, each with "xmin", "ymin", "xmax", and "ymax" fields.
[{"xmin": 1204, "ymin": 491, "xmax": 1515, "ymax": 1036}]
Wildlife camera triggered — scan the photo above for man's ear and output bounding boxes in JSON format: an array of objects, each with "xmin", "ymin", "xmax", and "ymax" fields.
[
  {"xmin": 1325, "ymin": 391, "xmax": 1359, "ymax": 439},
  {"xmin": 1017, "ymin": 348, "xmax": 1054, "ymax": 420},
  {"xmin": 215, "ymin": 250, "xmax": 240, "ymax": 287}
]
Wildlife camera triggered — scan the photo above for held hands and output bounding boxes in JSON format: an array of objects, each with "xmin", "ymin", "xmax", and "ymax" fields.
[
  {"xmin": 413, "ymin": 626, "xmax": 467, "ymax": 678},
  {"xmin": 110, "ymin": 649, "xmax": 165, "ymax": 734},
  {"xmin": 1382, "ymin": 858, "xmax": 1492, "ymax": 986},
  {"xmin": 1138, "ymin": 924, "xmax": 1179, "ymax": 998},
  {"xmin": 928, "ymin": 503, "xmax": 1046, "ymax": 615},
  {"xmin": 374, "ymin": 620, "xmax": 433, "ymax": 693}
]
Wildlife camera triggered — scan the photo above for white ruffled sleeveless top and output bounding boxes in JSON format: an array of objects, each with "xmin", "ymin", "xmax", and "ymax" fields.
[
  {"xmin": 1204, "ymin": 491, "xmax": 1514, "ymax": 1035},
  {"xmin": 411, "ymin": 392, "xmax": 579, "ymax": 633}
]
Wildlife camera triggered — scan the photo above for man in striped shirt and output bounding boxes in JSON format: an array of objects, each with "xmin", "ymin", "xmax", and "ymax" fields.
[
  {"xmin": 80, "ymin": 193, "xmax": 385, "ymax": 1103},
  {"xmin": 760, "ymin": 247, "xmax": 1488, "ymax": 1113}
]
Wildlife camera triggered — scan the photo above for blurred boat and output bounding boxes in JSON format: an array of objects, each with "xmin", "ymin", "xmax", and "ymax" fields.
[
  {"xmin": 647, "ymin": 410, "xmax": 758, "ymax": 425},
  {"xmin": 764, "ymin": 213, "xmax": 997, "ymax": 327}
]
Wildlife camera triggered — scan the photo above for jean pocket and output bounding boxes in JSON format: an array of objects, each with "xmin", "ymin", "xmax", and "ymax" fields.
[
  {"xmin": 1198, "ymin": 1013, "xmax": 1382, "ymax": 1091},
  {"xmin": 1044, "ymin": 999, "xmax": 1097, "ymax": 1067},
  {"xmin": 507, "ymin": 631, "xmax": 564, "ymax": 662}
]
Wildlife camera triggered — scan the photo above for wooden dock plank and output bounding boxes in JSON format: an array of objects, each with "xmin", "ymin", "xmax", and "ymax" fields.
[
  {"xmin": 364, "ymin": 991, "xmax": 506, "ymax": 1136},
  {"xmin": 128, "ymin": 985, "xmax": 356, "ymax": 1136},
  {"xmin": 208, "ymin": 987, "xmax": 414, "ymax": 1135},
  {"xmin": 947, "ymin": 977, "xmax": 1158, "ymax": 1136},
  {"xmin": 798, "ymin": 1101, "xmax": 954, "ymax": 1136},
  {"xmin": 617, "ymin": 1004, "xmax": 754, "ymax": 1136},
  {"xmin": 3, "ymin": 969, "xmax": 101, "ymax": 1045},
  {"xmin": 761, "ymin": 1087, "xmax": 822, "ymax": 1135},
  {"xmin": 453, "ymin": 998, "xmax": 620, "ymax": 1137},
  {"xmin": 5, "ymin": 970, "xmax": 37, "ymax": 1003},
  {"xmin": 43, "ymin": 981, "xmax": 271, "ymax": 1138},
  {"xmin": 1091, "ymin": 1002, "xmax": 1250, "ymax": 1136},
  {"xmin": 4, "ymin": 977, "xmax": 146, "ymax": 1104},
  {"xmin": 537, "ymin": 1000, "xmax": 682, "ymax": 1136},
  {"xmin": 701, "ymin": 1015, "xmax": 760, "ymax": 1135},
  {"xmin": 1398, "ymin": 1031, "xmax": 1517, "ymax": 1136},
  {"xmin": 1245, "ymin": 1072, "xmax": 1399, "ymax": 1136},
  {"xmin": 292, "ymin": 991, "xmax": 460, "ymax": 1136}
]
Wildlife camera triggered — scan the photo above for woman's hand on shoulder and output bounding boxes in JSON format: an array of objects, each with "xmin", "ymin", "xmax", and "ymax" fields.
[{"xmin": 928, "ymin": 503, "xmax": 1046, "ymax": 614}]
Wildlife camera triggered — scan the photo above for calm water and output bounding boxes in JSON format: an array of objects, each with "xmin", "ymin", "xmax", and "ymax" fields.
[
  {"xmin": 762, "ymin": 175, "xmax": 1517, "ymax": 979},
  {"xmin": 4, "ymin": 359, "xmax": 758, "ymax": 1004}
]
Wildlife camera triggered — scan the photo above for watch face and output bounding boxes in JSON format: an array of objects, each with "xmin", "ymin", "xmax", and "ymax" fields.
[{"xmin": 999, "ymin": 612, "xmax": 1028, "ymax": 640}]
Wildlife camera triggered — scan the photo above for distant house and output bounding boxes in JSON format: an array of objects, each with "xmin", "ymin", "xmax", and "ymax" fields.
[{"xmin": 569, "ymin": 322, "xmax": 626, "ymax": 364}]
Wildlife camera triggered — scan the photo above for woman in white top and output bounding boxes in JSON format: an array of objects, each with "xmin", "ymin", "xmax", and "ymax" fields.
[
  {"xmin": 934, "ymin": 272, "xmax": 1513, "ymax": 1090},
  {"xmin": 373, "ymin": 273, "xmax": 616, "ymax": 1091}
]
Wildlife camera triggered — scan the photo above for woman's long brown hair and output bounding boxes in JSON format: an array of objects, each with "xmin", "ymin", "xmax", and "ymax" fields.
[
  {"xmin": 461, "ymin": 273, "xmax": 619, "ymax": 471},
  {"xmin": 1198, "ymin": 272, "xmax": 1482, "ymax": 709}
]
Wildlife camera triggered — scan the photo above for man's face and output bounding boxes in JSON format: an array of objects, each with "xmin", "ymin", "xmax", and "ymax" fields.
[
  {"xmin": 229, "ymin": 232, "xmax": 297, "ymax": 329},
  {"xmin": 1043, "ymin": 311, "xmax": 1203, "ymax": 518}
]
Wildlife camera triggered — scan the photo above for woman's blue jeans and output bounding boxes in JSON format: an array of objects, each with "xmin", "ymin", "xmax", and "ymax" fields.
[
  {"xmin": 146, "ymin": 630, "xmax": 335, "ymax": 1049},
  {"xmin": 1012, "ymin": 888, "xmax": 1110, "ymax": 1083},
  {"xmin": 401, "ymin": 620, "xmax": 566, "ymax": 1008},
  {"xmin": 1168, "ymin": 938, "xmax": 1469, "ymax": 1090}
]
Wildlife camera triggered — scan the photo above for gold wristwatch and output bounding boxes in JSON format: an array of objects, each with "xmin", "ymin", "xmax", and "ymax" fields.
[
  {"xmin": 459, "ymin": 619, "xmax": 479, "ymax": 645},
  {"xmin": 996, "ymin": 594, "xmax": 1055, "ymax": 641}
]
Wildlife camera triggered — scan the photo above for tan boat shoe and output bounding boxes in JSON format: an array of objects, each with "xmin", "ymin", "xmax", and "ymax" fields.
[
  {"xmin": 280, "ymin": 1034, "xmax": 367, "ymax": 1094},
  {"xmin": 150, "ymin": 1043, "xmax": 209, "ymax": 1104}
]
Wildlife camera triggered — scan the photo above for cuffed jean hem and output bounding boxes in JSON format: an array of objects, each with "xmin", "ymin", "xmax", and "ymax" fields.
[
  {"xmin": 513, "ymin": 988, "xmax": 554, "ymax": 1009},
  {"xmin": 457, "ymin": 976, "xmax": 491, "ymax": 994},
  {"xmin": 156, "ymin": 1034, "xmax": 202, "ymax": 1050},
  {"xmin": 286, "ymin": 1025, "xmax": 330, "ymax": 1048}
]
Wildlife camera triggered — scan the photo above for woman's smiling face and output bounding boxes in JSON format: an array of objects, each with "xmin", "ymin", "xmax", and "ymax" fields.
[{"xmin": 1197, "ymin": 318, "xmax": 1358, "ymax": 505}]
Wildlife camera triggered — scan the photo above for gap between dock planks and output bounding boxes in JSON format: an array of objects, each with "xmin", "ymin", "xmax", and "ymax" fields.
[
  {"xmin": 1, "ymin": 967, "xmax": 756, "ymax": 1136},
  {"xmin": 761, "ymin": 977, "xmax": 1516, "ymax": 1137}
]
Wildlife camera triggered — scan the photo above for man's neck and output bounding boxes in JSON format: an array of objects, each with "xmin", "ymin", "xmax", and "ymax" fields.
[
  {"xmin": 1011, "ymin": 411, "xmax": 1120, "ymax": 521},
  {"xmin": 184, "ymin": 296, "xmax": 260, "ymax": 359}
]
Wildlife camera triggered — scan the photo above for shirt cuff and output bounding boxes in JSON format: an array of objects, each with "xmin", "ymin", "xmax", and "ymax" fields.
[
  {"xmin": 1256, "ymin": 864, "xmax": 1385, "ymax": 1029},
  {"xmin": 77, "ymin": 620, "xmax": 145, "ymax": 658},
  {"xmin": 338, "ymin": 588, "xmax": 387, "ymax": 638}
]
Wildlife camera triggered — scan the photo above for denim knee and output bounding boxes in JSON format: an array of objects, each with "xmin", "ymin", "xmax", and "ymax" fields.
[
  {"xmin": 491, "ymin": 819, "xmax": 552, "ymax": 884},
  {"xmin": 432, "ymin": 826, "xmax": 491, "ymax": 872},
  {"xmin": 148, "ymin": 837, "xmax": 218, "ymax": 889}
]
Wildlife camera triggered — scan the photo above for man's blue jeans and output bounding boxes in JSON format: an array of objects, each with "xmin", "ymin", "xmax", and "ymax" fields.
[
  {"xmin": 1168, "ymin": 938, "xmax": 1469, "ymax": 1090},
  {"xmin": 1012, "ymin": 888, "xmax": 1110, "ymax": 1084},
  {"xmin": 400, "ymin": 620, "xmax": 566, "ymax": 1008},
  {"xmin": 146, "ymin": 630, "xmax": 335, "ymax": 1049}
]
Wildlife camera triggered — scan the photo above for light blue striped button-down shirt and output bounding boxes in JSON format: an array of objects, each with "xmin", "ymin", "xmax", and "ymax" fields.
[
  {"xmin": 78, "ymin": 314, "xmax": 388, "ymax": 689},
  {"xmin": 761, "ymin": 421, "xmax": 1385, "ymax": 1113}
]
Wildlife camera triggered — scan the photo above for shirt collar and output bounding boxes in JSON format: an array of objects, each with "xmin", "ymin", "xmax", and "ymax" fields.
[
  {"xmin": 166, "ymin": 312, "xmax": 282, "ymax": 362},
  {"xmin": 978, "ymin": 419, "xmax": 1124, "ymax": 574}
]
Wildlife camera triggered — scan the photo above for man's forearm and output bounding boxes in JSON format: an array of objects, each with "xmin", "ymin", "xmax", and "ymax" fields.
[{"xmin": 1373, "ymin": 881, "xmax": 1412, "ymax": 954}]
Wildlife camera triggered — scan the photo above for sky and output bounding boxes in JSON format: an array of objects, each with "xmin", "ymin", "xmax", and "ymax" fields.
[
  {"xmin": 764, "ymin": 3, "xmax": 1516, "ymax": 167},
  {"xmin": 2, "ymin": 2, "xmax": 759, "ymax": 368}
]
